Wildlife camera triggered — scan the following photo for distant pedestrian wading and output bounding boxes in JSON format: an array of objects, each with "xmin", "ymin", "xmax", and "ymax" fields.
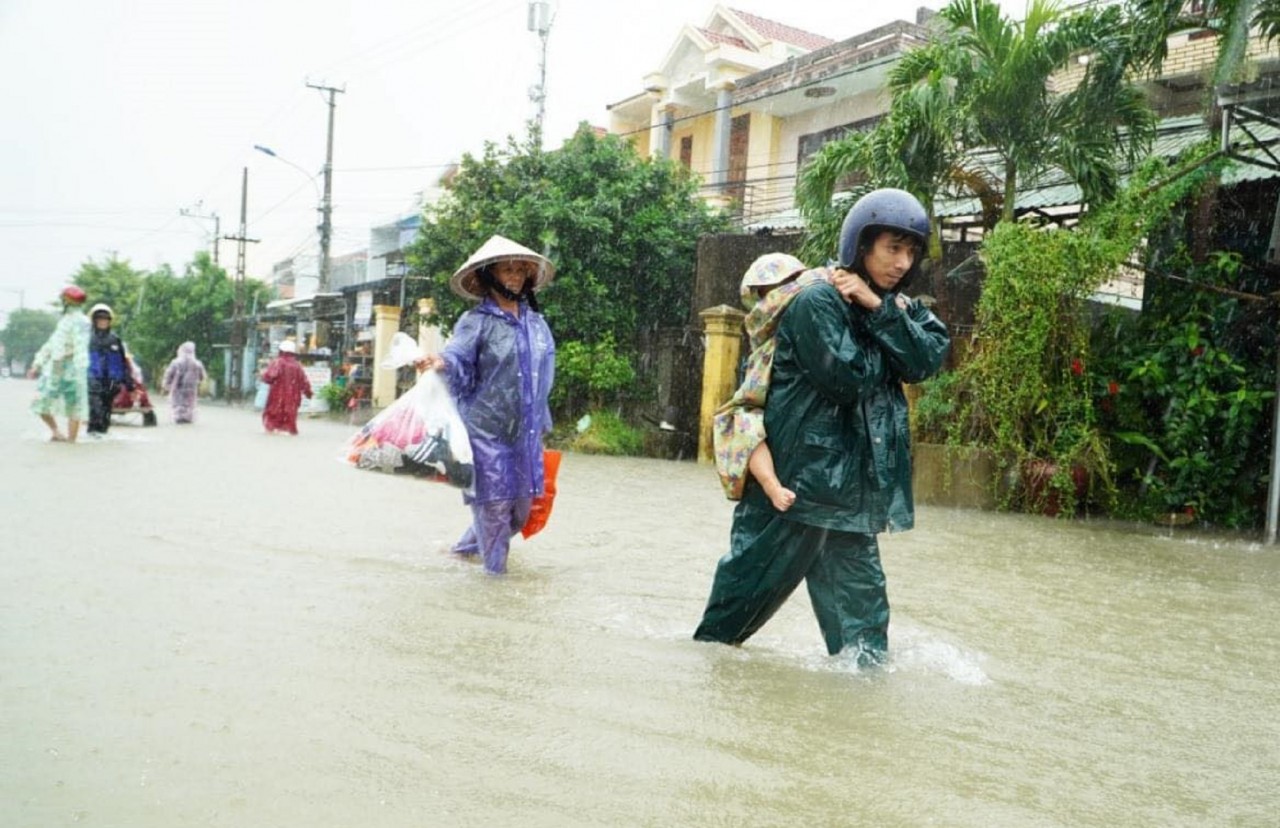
[
  {"xmin": 86, "ymin": 303, "xmax": 136, "ymax": 437},
  {"xmin": 162, "ymin": 341, "xmax": 207, "ymax": 425},
  {"xmin": 261, "ymin": 340, "xmax": 312, "ymax": 435},
  {"xmin": 28, "ymin": 285, "xmax": 92, "ymax": 443}
]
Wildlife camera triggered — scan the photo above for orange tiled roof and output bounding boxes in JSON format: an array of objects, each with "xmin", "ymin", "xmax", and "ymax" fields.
[
  {"xmin": 729, "ymin": 8, "xmax": 835, "ymax": 51},
  {"xmin": 699, "ymin": 27, "xmax": 756, "ymax": 51}
]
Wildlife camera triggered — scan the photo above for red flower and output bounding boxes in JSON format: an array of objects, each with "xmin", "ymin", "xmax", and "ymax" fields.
[
  {"xmin": 1071, "ymin": 358, "xmax": 1084, "ymax": 376},
  {"xmin": 1190, "ymin": 345, "xmax": 1205, "ymax": 357},
  {"xmin": 1184, "ymin": 505, "xmax": 1195, "ymax": 517},
  {"xmin": 1107, "ymin": 380, "xmax": 1119, "ymax": 396}
]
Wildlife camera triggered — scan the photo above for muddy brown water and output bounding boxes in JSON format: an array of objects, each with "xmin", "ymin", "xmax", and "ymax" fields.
[{"xmin": 1, "ymin": 379, "xmax": 1276, "ymax": 826}]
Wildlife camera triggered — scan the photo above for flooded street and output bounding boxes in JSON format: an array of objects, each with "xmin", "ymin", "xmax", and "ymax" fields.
[{"xmin": 2, "ymin": 377, "xmax": 1278, "ymax": 827}]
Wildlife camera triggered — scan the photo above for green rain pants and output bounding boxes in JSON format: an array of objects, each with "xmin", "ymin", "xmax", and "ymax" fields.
[{"xmin": 693, "ymin": 501, "xmax": 889, "ymax": 660}]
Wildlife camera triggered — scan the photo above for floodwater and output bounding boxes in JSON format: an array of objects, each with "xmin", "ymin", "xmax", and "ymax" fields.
[{"xmin": 1, "ymin": 378, "xmax": 1277, "ymax": 827}]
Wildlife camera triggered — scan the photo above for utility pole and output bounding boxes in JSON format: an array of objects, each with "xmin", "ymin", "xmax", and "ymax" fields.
[
  {"xmin": 0, "ymin": 288, "xmax": 24, "ymax": 309},
  {"xmin": 527, "ymin": 1, "xmax": 553, "ymax": 143},
  {"xmin": 306, "ymin": 80, "xmax": 344, "ymax": 293},
  {"xmin": 180, "ymin": 201, "xmax": 221, "ymax": 264},
  {"xmin": 222, "ymin": 167, "xmax": 259, "ymax": 400}
]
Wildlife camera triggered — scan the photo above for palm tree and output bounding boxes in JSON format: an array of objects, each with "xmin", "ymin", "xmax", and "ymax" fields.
[
  {"xmin": 1127, "ymin": 0, "xmax": 1280, "ymax": 86},
  {"xmin": 794, "ymin": 46, "xmax": 993, "ymax": 265},
  {"xmin": 796, "ymin": 0, "xmax": 1157, "ymax": 250},
  {"xmin": 924, "ymin": 0, "xmax": 1157, "ymax": 222}
]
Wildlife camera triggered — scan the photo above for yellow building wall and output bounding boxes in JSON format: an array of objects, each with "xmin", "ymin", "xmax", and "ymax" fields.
[
  {"xmin": 631, "ymin": 128, "xmax": 651, "ymax": 158},
  {"xmin": 671, "ymin": 115, "xmax": 720, "ymax": 183},
  {"xmin": 742, "ymin": 112, "xmax": 783, "ymax": 220}
]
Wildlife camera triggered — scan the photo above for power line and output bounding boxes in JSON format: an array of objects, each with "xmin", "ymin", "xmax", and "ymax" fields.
[
  {"xmin": 249, "ymin": 179, "xmax": 318, "ymax": 226},
  {"xmin": 342, "ymin": 0, "xmax": 523, "ymax": 80},
  {"xmin": 0, "ymin": 221, "xmax": 206, "ymax": 232},
  {"xmin": 184, "ymin": 89, "xmax": 312, "ymax": 219},
  {"xmin": 333, "ymin": 163, "xmax": 458, "ymax": 173},
  {"xmin": 311, "ymin": 0, "xmax": 517, "ymax": 80},
  {"xmin": 0, "ymin": 208, "xmax": 177, "ymax": 217}
]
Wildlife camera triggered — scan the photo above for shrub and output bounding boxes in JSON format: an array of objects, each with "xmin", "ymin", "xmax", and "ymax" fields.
[
  {"xmin": 550, "ymin": 333, "xmax": 636, "ymax": 419},
  {"xmin": 563, "ymin": 410, "xmax": 644, "ymax": 456},
  {"xmin": 317, "ymin": 380, "xmax": 352, "ymax": 411}
]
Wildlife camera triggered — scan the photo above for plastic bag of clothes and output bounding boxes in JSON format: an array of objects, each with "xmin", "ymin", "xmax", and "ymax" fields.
[{"xmin": 343, "ymin": 363, "xmax": 474, "ymax": 490}]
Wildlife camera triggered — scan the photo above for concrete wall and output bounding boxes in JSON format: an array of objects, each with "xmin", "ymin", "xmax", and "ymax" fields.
[
  {"xmin": 691, "ymin": 232, "xmax": 805, "ymax": 324},
  {"xmin": 912, "ymin": 443, "xmax": 1007, "ymax": 510}
]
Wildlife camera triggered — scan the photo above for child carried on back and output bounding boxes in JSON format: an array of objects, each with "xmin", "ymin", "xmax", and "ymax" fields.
[{"xmin": 712, "ymin": 253, "xmax": 834, "ymax": 511}]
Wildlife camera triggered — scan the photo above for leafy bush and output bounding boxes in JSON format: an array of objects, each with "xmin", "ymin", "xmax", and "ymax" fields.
[
  {"xmin": 550, "ymin": 333, "xmax": 636, "ymax": 419},
  {"xmin": 1092, "ymin": 250, "xmax": 1275, "ymax": 528},
  {"xmin": 563, "ymin": 410, "xmax": 644, "ymax": 456},
  {"xmin": 940, "ymin": 146, "xmax": 1225, "ymax": 514},
  {"xmin": 317, "ymin": 380, "xmax": 352, "ymax": 412},
  {"xmin": 911, "ymin": 370, "xmax": 962, "ymax": 444}
]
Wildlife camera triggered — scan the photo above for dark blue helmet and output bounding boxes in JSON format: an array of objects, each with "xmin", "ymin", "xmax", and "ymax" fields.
[{"xmin": 837, "ymin": 188, "xmax": 930, "ymax": 288}]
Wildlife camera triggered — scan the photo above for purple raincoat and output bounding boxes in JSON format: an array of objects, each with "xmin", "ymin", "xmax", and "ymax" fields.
[
  {"xmin": 162, "ymin": 341, "xmax": 206, "ymax": 424},
  {"xmin": 441, "ymin": 297, "xmax": 556, "ymax": 506}
]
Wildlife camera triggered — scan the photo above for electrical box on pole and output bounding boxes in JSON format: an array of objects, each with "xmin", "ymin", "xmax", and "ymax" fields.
[
  {"xmin": 527, "ymin": 1, "xmax": 553, "ymax": 139},
  {"xmin": 527, "ymin": 1, "xmax": 550, "ymax": 33}
]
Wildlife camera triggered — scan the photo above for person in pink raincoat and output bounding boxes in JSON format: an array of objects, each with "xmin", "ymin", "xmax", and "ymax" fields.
[{"xmin": 260, "ymin": 340, "xmax": 312, "ymax": 434}]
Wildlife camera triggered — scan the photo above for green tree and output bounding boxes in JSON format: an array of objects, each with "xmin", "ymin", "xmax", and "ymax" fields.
[
  {"xmin": 1128, "ymin": 0, "xmax": 1280, "ymax": 86},
  {"xmin": 930, "ymin": 0, "xmax": 1155, "ymax": 221},
  {"xmin": 932, "ymin": 146, "xmax": 1227, "ymax": 514},
  {"xmin": 68, "ymin": 252, "xmax": 268, "ymax": 384},
  {"xmin": 797, "ymin": 0, "xmax": 1157, "ymax": 246},
  {"xmin": 1, "ymin": 308, "xmax": 58, "ymax": 370},
  {"xmin": 127, "ymin": 252, "xmax": 270, "ymax": 382},
  {"xmin": 406, "ymin": 124, "xmax": 728, "ymax": 408},
  {"xmin": 794, "ymin": 48, "xmax": 996, "ymax": 264},
  {"xmin": 70, "ymin": 257, "xmax": 147, "ymax": 330}
]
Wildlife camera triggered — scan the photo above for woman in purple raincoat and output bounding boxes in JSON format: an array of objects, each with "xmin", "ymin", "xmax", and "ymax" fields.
[
  {"xmin": 162, "ymin": 341, "xmax": 207, "ymax": 424},
  {"xmin": 416, "ymin": 236, "xmax": 556, "ymax": 575}
]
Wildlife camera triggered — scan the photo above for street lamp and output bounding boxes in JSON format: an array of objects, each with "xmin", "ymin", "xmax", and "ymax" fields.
[
  {"xmin": 253, "ymin": 145, "xmax": 320, "ymax": 195},
  {"xmin": 253, "ymin": 144, "xmax": 330, "ymax": 293}
]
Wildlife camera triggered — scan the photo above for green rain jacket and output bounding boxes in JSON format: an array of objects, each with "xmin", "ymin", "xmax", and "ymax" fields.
[{"xmin": 743, "ymin": 281, "xmax": 950, "ymax": 533}]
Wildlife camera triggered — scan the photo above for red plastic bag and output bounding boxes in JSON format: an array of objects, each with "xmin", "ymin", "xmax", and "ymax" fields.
[{"xmin": 521, "ymin": 449, "xmax": 562, "ymax": 539}]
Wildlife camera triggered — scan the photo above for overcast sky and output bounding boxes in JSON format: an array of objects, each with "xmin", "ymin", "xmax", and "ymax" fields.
[{"xmin": 0, "ymin": 0, "xmax": 947, "ymax": 319}]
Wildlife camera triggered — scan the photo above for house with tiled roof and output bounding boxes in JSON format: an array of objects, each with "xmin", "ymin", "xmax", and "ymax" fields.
[
  {"xmin": 607, "ymin": 5, "xmax": 932, "ymax": 226},
  {"xmin": 607, "ymin": 7, "xmax": 833, "ymax": 200},
  {"xmin": 608, "ymin": 3, "xmax": 1279, "ymax": 251}
]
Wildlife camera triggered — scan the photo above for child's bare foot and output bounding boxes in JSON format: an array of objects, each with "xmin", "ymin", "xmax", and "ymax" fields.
[
  {"xmin": 50, "ymin": 433, "xmax": 68, "ymax": 443},
  {"xmin": 761, "ymin": 480, "xmax": 796, "ymax": 512}
]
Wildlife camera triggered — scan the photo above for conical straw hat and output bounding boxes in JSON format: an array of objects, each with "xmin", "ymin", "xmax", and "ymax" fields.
[{"xmin": 449, "ymin": 235, "xmax": 555, "ymax": 301}]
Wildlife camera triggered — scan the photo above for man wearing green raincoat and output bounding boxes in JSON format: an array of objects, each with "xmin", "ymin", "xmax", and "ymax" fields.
[{"xmin": 694, "ymin": 189, "xmax": 950, "ymax": 664}]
